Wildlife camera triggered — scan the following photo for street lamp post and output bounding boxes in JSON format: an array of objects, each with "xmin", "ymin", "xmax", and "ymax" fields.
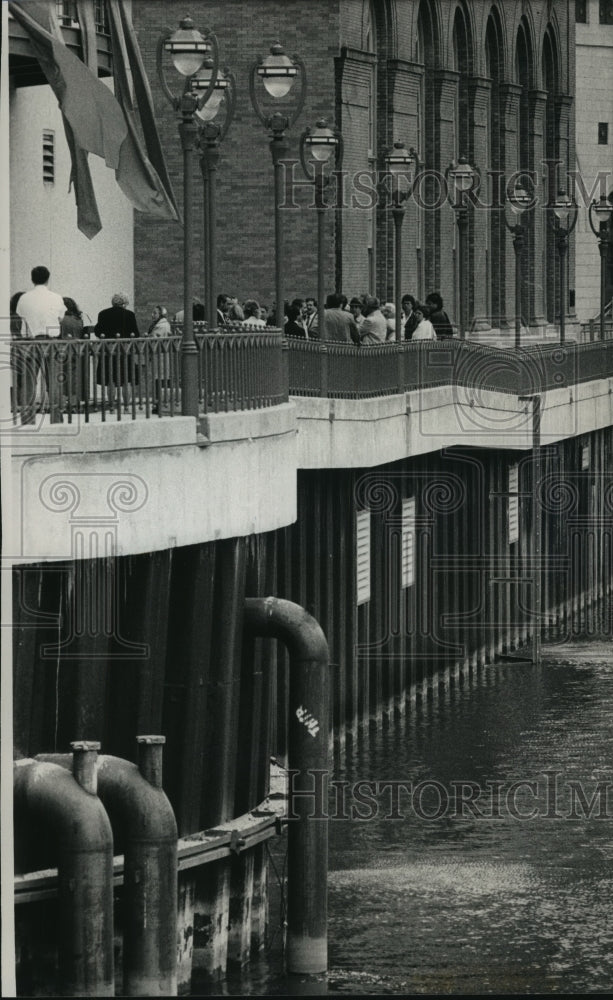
[
  {"xmin": 384, "ymin": 142, "xmax": 419, "ymax": 342},
  {"xmin": 299, "ymin": 120, "xmax": 343, "ymax": 340},
  {"xmin": 446, "ymin": 157, "xmax": 478, "ymax": 340},
  {"xmin": 193, "ymin": 62, "xmax": 237, "ymax": 328},
  {"xmin": 503, "ymin": 181, "xmax": 532, "ymax": 350},
  {"xmin": 249, "ymin": 44, "xmax": 306, "ymax": 327},
  {"xmin": 551, "ymin": 190, "xmax": 578, "ymax": 345},
  {"xmin": 157, "ymin": 15, "xmax": 216, "ymax": 417},
  {"xmin": 588, "ymin": 194, "xmax": 613, "ymax": 341}
]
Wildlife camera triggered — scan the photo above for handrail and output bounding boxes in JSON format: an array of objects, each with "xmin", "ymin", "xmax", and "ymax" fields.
[
  {"xmin": 10, "ymin": 335, "xmax": 613, "ymax": 424},
  {"xmin": 9, "ymin": 330, "xmax": 288, "ymax": 424}
]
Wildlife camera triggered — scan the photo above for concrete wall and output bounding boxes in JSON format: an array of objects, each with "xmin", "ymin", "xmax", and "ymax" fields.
[
  {"xmin": 575, "ymin": 0, "xmax": 613, "ymax": 323},
  {"xmin": 9, "ymin": 404, "xmax": 297, "ymax": 564},
  {"xmin": 9, "ymin": 79, "xmax": 134, "ymax": 323}
]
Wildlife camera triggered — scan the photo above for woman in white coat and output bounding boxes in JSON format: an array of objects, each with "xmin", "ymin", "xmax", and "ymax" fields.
[{"xmin": 146, "ymin": 305, "xmax": 172, "ymax": 413}]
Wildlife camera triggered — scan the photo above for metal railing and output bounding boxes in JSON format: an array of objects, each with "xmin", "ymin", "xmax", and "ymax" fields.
[
  {"xmin": 286, "ymin": 336, "xmax": 613, "ymax": 399},
  {"xmin": 10, "ymin": 330, "xmax": 287, "ymax": 425},
  {"xmin": 11, "ymin": 333, "xmax": 613, "ymax": 427},
  {"xmin": 193, "ymin": 327, "xmax": 288, "ymax": 413}
]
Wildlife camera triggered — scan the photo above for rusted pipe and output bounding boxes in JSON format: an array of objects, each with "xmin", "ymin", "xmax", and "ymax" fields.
[
  {"xmin": 13, "ymin": 752, "xmax": 114, "ymax": 997},
  {"xmin": 244, "ymin": 597, "xmax": 330, "ymax": 976},
  {"xmin": 38, "ymin": 736, "xmax": 178, "ymax": 997}
]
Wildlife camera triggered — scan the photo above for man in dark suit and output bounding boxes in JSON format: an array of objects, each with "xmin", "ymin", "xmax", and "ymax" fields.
[{"xmin": 95, "ymin": 293, "xmax": 140, "ymax": 406}]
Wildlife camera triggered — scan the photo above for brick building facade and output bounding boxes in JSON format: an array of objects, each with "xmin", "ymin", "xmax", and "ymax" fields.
[{"xmin": 132, "ymin": 0, "xmax": 576, "ymax": 338}]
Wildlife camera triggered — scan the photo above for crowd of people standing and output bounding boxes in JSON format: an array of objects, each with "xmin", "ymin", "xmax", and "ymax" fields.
[{"xmin": 10, "ymin": 263, "xmax": 455, "ymax": 420}]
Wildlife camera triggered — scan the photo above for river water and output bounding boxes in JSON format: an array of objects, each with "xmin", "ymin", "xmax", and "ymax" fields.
[{"xmin": 196, "ymin": 640, "xmax": 613, "ymax": 995}]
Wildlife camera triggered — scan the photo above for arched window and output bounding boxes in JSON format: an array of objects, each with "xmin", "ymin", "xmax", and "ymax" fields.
[
  {"xmin": 417, "ymin": 0, "xmax": 438, "ymax": 293},
  {"xmin": 515, "ymin": 20, "xmax": 534, "ymax": 326},
  {"xmin": 485, "ymin": 8, "xmax": 504, "ymax": 325},
  {"xmin": 452, "ymin": 4, "xmax": 473, "ymax": 325},
  {"xmin": 543, "ymin": 28, "xmax": 560, "ymax": 324},
  {"xmin": 339, "ymin": 0, "xmax": 378, "ymax": 293}
]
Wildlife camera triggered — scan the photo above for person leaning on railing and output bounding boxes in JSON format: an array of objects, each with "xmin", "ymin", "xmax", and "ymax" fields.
[{"xmin": 94, "ymin": 292, "xmax": 140, "ymax": 408}]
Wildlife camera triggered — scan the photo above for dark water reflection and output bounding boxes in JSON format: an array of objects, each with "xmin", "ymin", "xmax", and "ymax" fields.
[{"xmin": 195, "ymin": 642, "xmax": 613, "ymax": 995}]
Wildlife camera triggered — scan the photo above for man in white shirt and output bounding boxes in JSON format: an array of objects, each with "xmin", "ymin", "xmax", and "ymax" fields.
[
  {"xmin": 17, "ymin": 265, "xmax": 66, "ymax": 338},
  {"xmin": 16, "ymin": 266, "xmax": 66, "ymax": 422}
]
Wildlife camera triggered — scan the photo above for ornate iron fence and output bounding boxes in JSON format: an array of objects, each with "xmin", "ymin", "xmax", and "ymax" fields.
[{"xmin": 10, "ymin": 330, "xmax": 288, "ymax": 425}]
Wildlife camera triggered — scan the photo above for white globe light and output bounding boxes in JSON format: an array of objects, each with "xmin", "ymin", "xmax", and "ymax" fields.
[
  {"xmin": 306, "ymin": 121, "xmax": 336, "ymax": 163},
  {"xmin": 257, "ymin": 43, "xmax": 297, "ymax": 99},
  {"xmin": 592, "ymin": 195, "xmax": 613, "ymax": 223},
  {"xmin": 509, "ymin": 183, "xmax": 532, "ymax": 215},
  {"xmin": 164, "ymin": 16, "xmax": 208, "ymax": 77},
  {"xmin": 196, "ymin": 88, "xmax": 226, "ymax": 121},
  {"xmin": 450, "ymin": 157, "xmax": 475, "ymax": 193},
  {"xmin": 553, "ymin": 191, "xmax": 572, "ymax": 223}
]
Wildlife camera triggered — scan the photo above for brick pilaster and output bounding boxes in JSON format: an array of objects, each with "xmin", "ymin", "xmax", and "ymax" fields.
[
  {"xmin": 388, "ymin": 59, "xmax": 425, "ymax": 301},
  {"xmin": 498, "ymin": 82, "xmax": 522, "ymax": 331},
  {"xmin": 468, "ymin": 76, "xmax": 492, "ymax": 331},
  {"xmin": 433, "ymin": 69, "xmax": 459, "ymax": 320},
  {"xmin": 527, "ymin": 89, "xmax": 549, "ymax": 330}
]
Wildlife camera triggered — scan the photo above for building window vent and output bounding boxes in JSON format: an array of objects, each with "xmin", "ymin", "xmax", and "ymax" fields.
[
  {"xmin": 356, "ymin": 510, "xmax": 371, "ymax": 606},
  {"xmin": 42, "ymin": 131, "xmax": 55, "ymax": 184},
  {"xmin": 575, "ymin": 0, "xmax": 587, "ymax": 22},
  {"xmin": 581, "ymin": 443, "xmax": 591, "ymax": 470},
  {"xmin": 508, "ymin": 464, "xmax": 519, "ymax": 545},
  {"xmin": 401, "ymin": 498, "xmax": 416, "ymax": 589},
  {"xmin": 600, "ymin": 0, "xmax": 613, "ymax": 24},
  {"xmin": 598, "ymin": 123, "xmax": 609, "ymax": 145}
]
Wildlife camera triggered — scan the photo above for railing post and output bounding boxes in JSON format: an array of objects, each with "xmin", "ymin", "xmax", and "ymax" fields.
[{"xmin": 320, "ymin": 342, "xmax": 328, "ymax": 397}]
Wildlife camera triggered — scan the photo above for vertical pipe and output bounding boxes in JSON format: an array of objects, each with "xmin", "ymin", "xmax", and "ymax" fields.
[
  {"xmin": 15, "ymin": 756, "xmax": 114, "ymax": 997},
  {"xmin": 317, "ymin": 198, "xmax": 326, "ymax": 340},
  {"xmin": 457, "ymin": 207, "xmax": 467, "ymax": 340},
  {"xmin": 559, "ymin": 233, "xmax": 567, "ymax": 345},
  {"xmin": 206, "ymin": 141, "xmax": 220, "ymax": 330},
  {"xmin": 201, "ymin": 155, "xmax": 210, "ymax": 327},
  {"xmin": 533, "ymin": 397, "xmax": 542, "ymax": 665},
  {"xmin": 393, "ymin": 206, "xmax": 404, "ymax": 342},
  {"xmin": 599, "ymin": 234, "xmax": 607, "ymax": 342},
  {"xmin": 514, "ymin": 234, "xmax": 522, "ymax": 350},
  {"xmin": 243, "ymin": 597, "xmax": 329, "ymax": 976},
  {"xmin": 179, "ymin": 116, "xmax": 199, "ymax": 417},
  {"xmin": 272, "ymin": 133, "xmax": 289, "ymax": 328},
  {"xmin": 71, "ymin": 740, "xmax": 100, "ymax": 794}
]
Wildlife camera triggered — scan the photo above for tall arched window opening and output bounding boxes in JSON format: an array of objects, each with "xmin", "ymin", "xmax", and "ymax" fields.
[
  {"xmin": 485, "ymin": 9, "xmax": 504, "ymax": 325},
  {"xmin": 417, "ymin": 0, "xmax": 438, "ymax": 292},
  {"xmin": 543, "ymin": 29, "xmax": 560, "ymax": 325},
  {"xmin": 515, "ymin": 21, "xmax": 534, "ymax": 326}
]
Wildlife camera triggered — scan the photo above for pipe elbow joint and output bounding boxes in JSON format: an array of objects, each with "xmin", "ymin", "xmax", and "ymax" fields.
[
  {"xmin": 244, "ymin": 597, "xmax": 329, "ymax": 666},
  {"xmin": 14, "ymin": 758, "xmax": 113, "ymax": 872}
]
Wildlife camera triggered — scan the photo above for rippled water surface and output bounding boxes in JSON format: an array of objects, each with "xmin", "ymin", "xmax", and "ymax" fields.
[{"xmin": 195, "ymin": 641, "xmax": 613, "ymax": 995}]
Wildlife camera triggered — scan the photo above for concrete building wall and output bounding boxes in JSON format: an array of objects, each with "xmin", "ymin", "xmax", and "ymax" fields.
[
  {"xmin": 574, "ymin": 0, "xmax": 613, "ymax": 323},
  {"xmin": 9, "ymin": 79, "xmax": 134, "ymax": 324}
]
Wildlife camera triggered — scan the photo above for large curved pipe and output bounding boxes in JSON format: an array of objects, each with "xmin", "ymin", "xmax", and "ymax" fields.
[
  {"xmin": 13, "ymin": 752, "xmax": 114, "ymax": 997},
  {"xmin": 243, "ymin": 597, "xmax": 330, "ymax": 976},
  {"xmin": 38, "ymin": 737, "xmax": 178, "ymax": 997}
]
